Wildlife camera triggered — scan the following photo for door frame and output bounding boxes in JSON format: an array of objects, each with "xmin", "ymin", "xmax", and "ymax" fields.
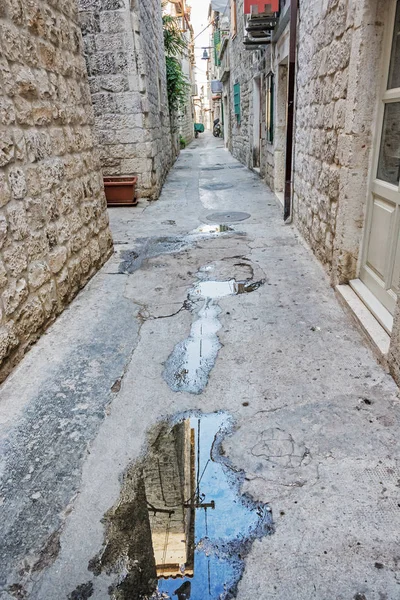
[
  {"xmin": 223, "ymin": 91, "xmax": 230, "ymax": 148},
  {"xmin": 357, "ymin": 0, "xmax": 400, "ymax": 325},
  {"xmin": 252, "ymin": 76, "xmax": 261, "ymax": 169}
]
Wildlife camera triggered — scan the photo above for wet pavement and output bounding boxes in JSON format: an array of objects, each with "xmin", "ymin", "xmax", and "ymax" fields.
[
  {"xmin": 1, "ymin": 133, "xmax": 400, "ymax": 599},
  {"xmin": 88, "ymin": 412, "xmax": 271, "ymax": 600}
]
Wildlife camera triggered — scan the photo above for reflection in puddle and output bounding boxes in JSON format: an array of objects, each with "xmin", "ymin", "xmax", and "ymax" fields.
[
  {"xmin": 192, "ymin": 225, "xmax": 234, "ymax": 235},
  {"xmin": 193, "ymin": 280, "xmax": 262, "ymax": 299},
  {"xmin": 90, "ymin": 413, "xmax": 272, "ymax": 600},
  {"xmin": 163, "ymin": 276, "xmax": 264, "ymax": 394}
]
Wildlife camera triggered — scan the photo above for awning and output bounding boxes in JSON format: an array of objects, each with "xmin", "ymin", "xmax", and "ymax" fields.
[{"xmin": 210, "ymin": 0, "xmax": 229, "ymax": 13}]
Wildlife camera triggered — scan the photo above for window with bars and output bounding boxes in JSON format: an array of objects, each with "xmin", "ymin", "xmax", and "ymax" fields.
[
  {"xmin": 233, "ymin": 82, "xmax": 241, "ymax": 124},
  {"xmin": 266, "ymin": 72, "xmax": 274, "ymax": 143}
]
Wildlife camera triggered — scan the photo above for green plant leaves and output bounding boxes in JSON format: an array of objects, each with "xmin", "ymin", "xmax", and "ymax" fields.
[{"xmin": 162, "ymin": 13, "xmax": 191, "ymax": 113}]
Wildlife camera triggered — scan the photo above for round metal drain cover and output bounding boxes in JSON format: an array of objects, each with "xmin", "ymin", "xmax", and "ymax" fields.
[
  {"xmin": 201, "ymin": 183, "xmax": 233, "ymax": 190},
  {"xmin": 206, "ymin": 211, "xmax": 251, "ymax": 223}
]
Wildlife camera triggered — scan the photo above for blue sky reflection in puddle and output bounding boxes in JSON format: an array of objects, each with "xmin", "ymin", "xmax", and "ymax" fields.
[{"xmin": 148, "ymin": 412, "xmax": 271, "ymax": 600}]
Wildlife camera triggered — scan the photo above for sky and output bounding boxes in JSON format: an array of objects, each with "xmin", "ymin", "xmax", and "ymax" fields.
[{"xmin": 189, "ymin": 0, "xmax": 212, "ymax": 88}]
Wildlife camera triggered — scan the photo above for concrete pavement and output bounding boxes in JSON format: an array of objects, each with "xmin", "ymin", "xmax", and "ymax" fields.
[{"xmin": 0, "ymin": 133, "xmax": 400, "ymax": 600}]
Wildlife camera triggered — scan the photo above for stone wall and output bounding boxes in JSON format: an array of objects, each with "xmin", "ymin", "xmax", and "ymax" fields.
[
  {"xmin": 293, "ymin": 0, "xmax": 387, "ymax": 282},
  {"xmin": 177, "ymin": 47, "xmax": 194, "ymax": 145},
  {"xmin": 177, "ymin": 86, "xmax": 194, "ymax": 145},
  {"xmin": 0, "ymin": 0, "xmax": 112, "ymax": 381},
  {"xmin": 78, "ymin": 0, "xmax": 175, "ymax": 200},
  {"xmin": 221, "ymin": 0, "xmax": 271, "ymax": 179}
]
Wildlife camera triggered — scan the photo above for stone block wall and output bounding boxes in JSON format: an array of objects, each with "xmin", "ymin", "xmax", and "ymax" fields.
[
  {"xmin": 178, "ymin": 90, "xmax": 194, "ymax": 146},
  {"xmin": 0, "ymin": 0, "xmax": 112, "ymax": 381},
  {"xmin": 78, "ymin": 0, "xmax": 175, "ymax": 200},
  {"xmin": 224, "ymin": 0, "xmax": 270, "ymax": 177},
  {"xmin": 177, "ymin": 52, "xmax": 194, "ymax": 145},
  {"xmin": 293, "ymin": 0, "xmax": 386, "ymax": 282}
]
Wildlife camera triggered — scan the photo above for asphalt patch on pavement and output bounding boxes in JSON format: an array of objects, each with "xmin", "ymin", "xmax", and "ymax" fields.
[
  {"xmin": 118, "ymin": 229, "xmax": 245, "ymax": 274},
  {"xmin": 88, "ymin": 412, "xmax": 272, "ymax": 600},
  {"xmin": 201, "ymin": 183, "xmax": 234, "ymax": 191},
  {"xmin": 201, "ymin": 166, "xmax": 226, "ymax": 171},
  {"xmin": 119, "ymin": 237, "xmax": 190, "ymax": 274}
]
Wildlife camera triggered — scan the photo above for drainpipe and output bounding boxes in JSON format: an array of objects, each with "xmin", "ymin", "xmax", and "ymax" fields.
[{"xmin": 283, "ymin": 0, "xmax": 298, "ymax": 222}]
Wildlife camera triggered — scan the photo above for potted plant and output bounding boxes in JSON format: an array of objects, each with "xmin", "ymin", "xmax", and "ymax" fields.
[{"xmin": 103, "ymin": 176, "xmax": 138, "ymax": 206}]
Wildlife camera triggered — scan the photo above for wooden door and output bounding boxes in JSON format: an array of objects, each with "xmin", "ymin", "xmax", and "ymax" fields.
[{"xmin": 360, "ymin": 0, "xmax": 400, "ymax": 320}]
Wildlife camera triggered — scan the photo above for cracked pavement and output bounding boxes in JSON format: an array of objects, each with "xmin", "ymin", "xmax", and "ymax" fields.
[{"xmin": 1, "ymin": 134, "xmax": 400, "ymax": 599}]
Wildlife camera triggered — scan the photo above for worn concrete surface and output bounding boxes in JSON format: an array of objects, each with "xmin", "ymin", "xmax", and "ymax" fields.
[{"xmin": 0, "ymin": 133, "xmax": 400, "ymax": 599}]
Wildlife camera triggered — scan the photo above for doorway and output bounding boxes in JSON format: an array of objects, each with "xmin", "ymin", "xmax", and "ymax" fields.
[
  {"xmin": 252, "ymin": 77, "xmax": 261, "ymax": 169},
  {"xmin": 223, "ymin": 92, "xmax": 230, "ymax": 148},
  {"xmin": 357, "ymin": 0, "xmax": 400, "ymax": 333},
  {"xmin": 274, "ymin": 62, "xmax": 288, "ymax": 194}
]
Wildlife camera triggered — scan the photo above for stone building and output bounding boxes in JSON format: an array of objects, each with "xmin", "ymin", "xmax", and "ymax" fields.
[
  {"xmin": 213, "ymin": 0, "xmax": 291, "ymax": 200},
  {"xmin": 213, "ymin": 0, "xmax": 268, "ymax": 173},
  {"xmin": 164, "ymin": 0, "xmax": 196, "ymax": 146},
  {"xmin": 212, "ymin": 0, "xmax": 400, "ymax": 385},
  {"xmin": 293, "ymin": 0, "xmax": 400, "ymax": 383},
  {"xmin": 78, "ymin": 0, "xmax": 176, "ymax": 199},
  {"xmin": 0, "ymin": 0, "xmax": 112, "ymax": 381}
]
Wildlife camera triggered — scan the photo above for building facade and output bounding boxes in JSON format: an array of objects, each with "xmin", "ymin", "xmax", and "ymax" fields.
[
  {"xmin": 78, "ymin": 0, "xmax": 176, "ymax": 200},
  {"xmin": 0, "ymin": 0, "xmax": 112, "ymax": 381},
  {"xmin": 164, "ymin": 0, "xmax": 196, "ymax": 146},
  {"xmin": 212, "ymin": 0, "xmax": 400, "ymax": 384}
]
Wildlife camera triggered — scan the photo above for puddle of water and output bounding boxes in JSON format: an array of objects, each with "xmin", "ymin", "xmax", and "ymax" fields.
[
  {"xmin": 90, "ymin": 412, "xmax": 272, "ymax": 600},
  {"xmin": 163, "ymin": 299, "xmax": 222, "ymax": 395},
  {"xmin": 192, "ymin": 224, "xmax": 234, "ymax": 235},
  {"xmin": 163, "ymin": 275, "xmax": 264, "ymax": 394},
  {"xmin": 193, "ymin": 280, "xmax": 263, "ymax": 300}
]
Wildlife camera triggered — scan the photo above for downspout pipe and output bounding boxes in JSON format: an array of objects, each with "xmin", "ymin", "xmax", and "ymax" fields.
[{"xmin": 284, "ymin": 0, "xmax": 298, "ymax": 222}]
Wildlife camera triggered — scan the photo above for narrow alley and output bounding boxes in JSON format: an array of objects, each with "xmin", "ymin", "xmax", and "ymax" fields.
[{"xmin": 0, "ymin": 134, "xmax": 399, "ymax": 599}]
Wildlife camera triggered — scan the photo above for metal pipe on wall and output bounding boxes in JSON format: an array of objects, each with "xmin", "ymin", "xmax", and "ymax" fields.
[{"xmin": 284, "ymin": 0, "xmax": 298, "ymax": 222}]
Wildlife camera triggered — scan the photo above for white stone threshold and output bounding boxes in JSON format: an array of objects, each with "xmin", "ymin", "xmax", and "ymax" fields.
[
  {"xmin": 349, "ymin": 278, "xmax": 393, "ymax": 334},
  {"xmin": 275, "ymin": 191, "xmax": 284, "ymax": 207},
  {"xmin": 336, "ymin": 283, "xmax": 391, "ymax": 358}
]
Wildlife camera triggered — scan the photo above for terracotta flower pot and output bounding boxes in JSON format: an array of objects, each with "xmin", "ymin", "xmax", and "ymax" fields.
[{"xmin": 104, "ymin": 176, "xmax": 138, "ymax": 206}]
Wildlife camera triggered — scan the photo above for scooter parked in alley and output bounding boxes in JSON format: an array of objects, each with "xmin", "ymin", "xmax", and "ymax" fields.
[{"xmin": 213, "ymin": 118, "xmax": 222, "ymax": 137}]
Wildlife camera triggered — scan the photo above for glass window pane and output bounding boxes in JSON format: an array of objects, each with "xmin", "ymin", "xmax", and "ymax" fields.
[
  {"xmin": 388, "ymin": 0, "xmax": 400, "ymax": 89},
  {"xmin": 377, "ymin": 102, "xmax": 400, "ymax": 185}
]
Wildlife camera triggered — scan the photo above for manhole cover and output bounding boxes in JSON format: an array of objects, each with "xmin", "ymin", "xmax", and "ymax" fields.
[
  {"xmin": 201, "ymin": 183, "xmax": 233, "ymax": 190},
  {"xmin": 206, "ymin": 211, "xmax": 251, "ymax": 222}
]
